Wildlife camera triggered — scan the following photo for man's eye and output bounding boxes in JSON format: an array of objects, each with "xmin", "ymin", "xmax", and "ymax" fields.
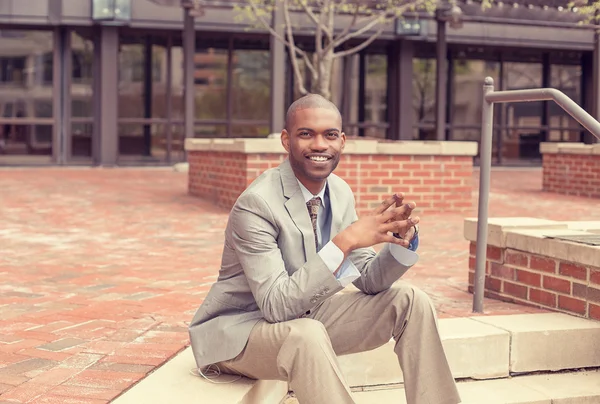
[
  {"xmin": 299, "ymin": 132, "xmax": 310, "ymax": 137},
  {"xmin": 327, "ymin": 132, "xmax": 339, "ymax": 138}
]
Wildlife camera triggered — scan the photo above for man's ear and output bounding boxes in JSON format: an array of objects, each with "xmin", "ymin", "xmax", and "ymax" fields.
[
  {"xmin": 340, "ymin": 132, "xmax": 346, "ymax": 150},
  {"xmin": 281, "ymin": 129, "xmax": 291, "ymax": 153}
]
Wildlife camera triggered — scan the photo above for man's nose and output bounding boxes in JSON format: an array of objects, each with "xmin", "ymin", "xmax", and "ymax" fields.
[{"xmin": 310, "ymin": 134, "xmax": 327, "ymax": 150}]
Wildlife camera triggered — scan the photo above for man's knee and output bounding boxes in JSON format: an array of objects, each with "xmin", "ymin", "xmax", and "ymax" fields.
[
  {"xmin": 388, "ymin": 283, "xmax": 436, "ymax": 316},
  {"xmin": 287, "ymin": 318, "xmax": 331, "ymax": 347}
]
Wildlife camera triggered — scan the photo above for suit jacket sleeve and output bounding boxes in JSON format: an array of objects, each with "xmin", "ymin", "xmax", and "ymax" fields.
[
  {"xmin": 230, "ymin": 192, "xmax": 343, "ymax": 323},
  {"xmin": 346, "ymin": 195, "xmax": 419, "ymax": 295}
]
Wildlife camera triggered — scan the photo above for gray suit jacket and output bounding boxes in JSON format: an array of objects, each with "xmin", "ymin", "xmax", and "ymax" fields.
[{"xmin": 188, "ymin": 158, "xmax": 418, "ymax": 369}]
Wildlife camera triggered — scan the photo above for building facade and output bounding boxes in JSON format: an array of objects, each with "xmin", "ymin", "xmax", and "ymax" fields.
[{"xmin": 0, "ymin": 0, "xmax": 597, "ymax": 167}]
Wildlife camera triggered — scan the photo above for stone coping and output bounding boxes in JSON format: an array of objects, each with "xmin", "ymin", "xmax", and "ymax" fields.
[
  {"xmin": 464, "ymin": 217, "xmax": 600, "ymax": 268},
  {"xmin": 540, "ymin": 142, "xmax": 600, "ymax": 155},
  {"xmin": 185, "ymin": 137, "xmax": 478, "ymax": 156}
]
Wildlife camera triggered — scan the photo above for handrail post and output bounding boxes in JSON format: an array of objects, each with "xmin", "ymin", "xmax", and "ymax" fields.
[{"xmin": 473, "ymin": 76, "xmax": 495, "ymax": 313}]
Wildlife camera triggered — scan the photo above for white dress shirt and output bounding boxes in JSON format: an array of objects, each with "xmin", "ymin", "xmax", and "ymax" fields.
[{"xmin": 297, "ymin": 180, "xmax": 419, "ymax": 287}]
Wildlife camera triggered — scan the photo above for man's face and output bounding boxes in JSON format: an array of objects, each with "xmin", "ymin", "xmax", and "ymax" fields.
[{"xmin": 281, "ymin": 107, "xmax": 346, "ymax": 187}]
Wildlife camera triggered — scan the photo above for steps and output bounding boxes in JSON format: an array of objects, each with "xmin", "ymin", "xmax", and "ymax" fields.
[
  {"xmin": 349, "ymin": 370, "xmax": 600, "ymax": 404},
  {"xmin": 111, "ymin": 312, "xmax": 600, "ymax": 404}
]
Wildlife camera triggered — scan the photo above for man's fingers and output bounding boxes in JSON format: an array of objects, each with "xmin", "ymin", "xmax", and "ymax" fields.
[
  {"xmin": 381, "ymin": 216, "xmax": 420, "ymax": 234},
  {"xmin": 382, "ymin": 233, "xmax": 410, "ymax": 247},
  {"xmin": 374, "ymin": 193, "xmax": 403, "ymax": 215},
  {"xmin": 380, "ymin": 201, "xmax": 416, "ymax": 222}
]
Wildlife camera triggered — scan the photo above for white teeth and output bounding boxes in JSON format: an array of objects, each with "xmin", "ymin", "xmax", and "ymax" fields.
[{"xmin": 309, "ymin": 156, "xmax": 328, "ymax": 162}]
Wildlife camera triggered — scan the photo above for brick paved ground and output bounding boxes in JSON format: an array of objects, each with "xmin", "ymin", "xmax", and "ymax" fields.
[{"xmin": 1, "ymin": 165, "xmax": 599, "ymax": 403}]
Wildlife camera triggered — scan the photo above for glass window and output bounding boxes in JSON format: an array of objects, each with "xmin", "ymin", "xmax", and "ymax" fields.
[
  {"xmin": 550, "ymin": 64, "xmax": 581, "ymax": 142},
  {"xmin": 231, "ymin": 49, "xmax": 270, "ymax": 127},
  {"xmin": 451, "ymin": 59, "xmax": 500, "ymax": 147},
  {"xmin": 0, "ymin": 30, "xmax": 54, "ymax": 159},
  {"xmin": 70, "ymin": 31, "xmax": 94, "ymax": 159},
  {"xmin": 194, "ymin": 47, "xmax": 228, "ymax": 121},
  {"xmin": 119, "ymin": 42, "xmax": 145, "ymax": 118},
  {"xmin": 412, "ymin": 58, "xmax": 436, "ymax": 140},
  {"xmin": 502, "ymin": 62, "xmax": 543, "ymax": 163},
  {"xmin": 364, "ymin": 54, "xmax": 387, "ymax": 139}
]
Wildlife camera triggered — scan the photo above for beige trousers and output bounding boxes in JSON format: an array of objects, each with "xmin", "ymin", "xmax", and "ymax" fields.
[{"xmin": 217, "ymin": 281, "xmax": 461, "ymax": 404}]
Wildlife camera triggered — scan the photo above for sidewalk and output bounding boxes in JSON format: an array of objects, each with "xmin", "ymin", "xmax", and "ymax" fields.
[{"xmin": 0, "ymin": 166, "xmax": 599, "ymax": 403}]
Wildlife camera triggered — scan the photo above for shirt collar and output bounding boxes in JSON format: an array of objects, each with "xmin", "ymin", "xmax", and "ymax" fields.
[{"xmin": 296, "ymin": 179, "xmax": 327, "ymax": 204}]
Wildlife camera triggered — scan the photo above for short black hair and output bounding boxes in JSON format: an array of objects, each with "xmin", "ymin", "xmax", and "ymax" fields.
[{"xmin": 284, "ymin": 93, "xmax": 342, "ymax": 131}]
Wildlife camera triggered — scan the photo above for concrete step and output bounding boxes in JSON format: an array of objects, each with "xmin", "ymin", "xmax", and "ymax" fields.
[
  {"xmin": 112, "ymin": 312, "xmax": 600, "ymax": 404},
  {"xmin": 111, "ymin": 346, "xmax": 288, "ymax": 404},
  {"xmin": 348, "ymin": 370, "xmax": 600, "ymax": 404},
  {"xmin": 340, "ymin": 312, "xmax": 600, "ymax": 387}
]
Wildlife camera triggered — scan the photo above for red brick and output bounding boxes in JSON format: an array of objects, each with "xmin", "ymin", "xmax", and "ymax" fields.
[
  {"xmin": 591, "ymin": 269, "xmax": 600, "ymax": 285},
  {"xmin": 485, "ymin": 276, "xmax": 502, "ymax": 293},
  {"xmin": 486, "ymin": 245, "xmax": 503, "ymax": 262},
  {"xmin": 530, "ymin": 256, "xmax": 557, "ymax": 273},
  {"xmin": 503, "ymin": 281, "xmax": 528, "ymax": 300},
  {"xmin": 529, "ymin": 289, "xmax": 557, "ymax": 308},
  {"xmin": 542, "ymin": 276, "xmax": 571, "ymax": 294},
  {"xmin": 590, "ymin": 303, "xmax": 600, "ymax": 321},
  {"xmin": 559, "ymin": 262, "xmax": 588, "ymax": 281},
  {"xmin": 490, "ymin": 262, "xmax": 515, "ymax": 280},
  {"xmin": 505, "ymin": 250, "xmax": 529, "ymax": 267},
  {"xmin": 515, "ymin": 270, "xmax": 541, "ymax": 287},
  {"xmin": 558, "ymin": 296, "xmax": 587, "ymax": 315}
]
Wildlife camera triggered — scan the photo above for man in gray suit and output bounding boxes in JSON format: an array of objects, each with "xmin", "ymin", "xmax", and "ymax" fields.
[{"xmin": 189, "ymin": 94, "xmax": 461, "ymax": 404}]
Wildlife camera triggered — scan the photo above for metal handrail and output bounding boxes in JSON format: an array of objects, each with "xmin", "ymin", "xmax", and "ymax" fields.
[{"xmin": 472, "ymin": 77, "xmax": 600, "ymax": 313}]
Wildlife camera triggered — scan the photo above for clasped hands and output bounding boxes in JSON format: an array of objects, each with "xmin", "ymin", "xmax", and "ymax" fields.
[{"xmin": 333, "ymin": 193, "xmax": 419, "ymax": 255}]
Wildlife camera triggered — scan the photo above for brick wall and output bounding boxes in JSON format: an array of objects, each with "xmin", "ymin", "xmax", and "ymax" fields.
[
  {"xmin": 188, "ymin": 151, "xmax": 473, "ymax": 215},
  {"xmin": 542, "ymin": 149, "xmax": 600, "ymax": 199},
  {"xmin": 468, "ymin": 242, "xmax": 600, "ymax": 321}
]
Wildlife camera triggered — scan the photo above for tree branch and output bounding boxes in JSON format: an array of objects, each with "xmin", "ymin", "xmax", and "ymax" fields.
[
  {"xmin": 297, "ymin": 0, "xmax": 322, "ymax": 28},
  {"xmin": 327, "ymin": 1, "xmax": 361, "ymax": 52},
  {"xmin": 245, "ymin": 0, "xmax": 317, "ymax": 78},
  {"xmin": 283, "ymin": 0, "xmax": 311, "ymax": 95},
  {"xmin": 331, "ymin": 10, "xmax": 391, "ymax": 50},
  {"xmin": 332, "ymin": 25, "xmax": 386, "ymax": 59}
]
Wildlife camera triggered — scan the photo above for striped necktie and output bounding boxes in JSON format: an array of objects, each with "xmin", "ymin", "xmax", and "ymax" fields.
[{"xmin": 306, "ymin": 197, "xmax": 321, "ymax": 249}]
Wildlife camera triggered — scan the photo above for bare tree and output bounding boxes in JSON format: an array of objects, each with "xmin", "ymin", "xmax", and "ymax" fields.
[{"xmin": 235, "ymin": 0, "xmax": 440, "ymax": 100}]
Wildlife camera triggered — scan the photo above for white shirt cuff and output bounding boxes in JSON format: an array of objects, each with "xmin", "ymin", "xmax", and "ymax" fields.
[
  {"xmin": 318, "ymin": 241, "xmax": 361, "ymax": 287},
  {"xmin": 389, "ymin": 243, "xmax": 419, "ymax": 267}
]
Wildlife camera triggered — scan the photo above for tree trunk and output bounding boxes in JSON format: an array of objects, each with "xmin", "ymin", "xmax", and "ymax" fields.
[{"xmin": 311, "ymin": 51, "xmax": 334, "ymax": 100}]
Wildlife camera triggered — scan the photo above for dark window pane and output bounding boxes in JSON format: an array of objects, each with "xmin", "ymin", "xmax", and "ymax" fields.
[
  {"xmin": 413, "ymin": 58, "xmax": 436, "ymax": 140},
  {"xmin": 549, "ymin": 64, "xmax": 582, "ymax": 142},
  {"xmin": 195, "ymin": 47, "xmax": 228, "ymax": 120},
  {"xmin": 231, "ymin": 50, "xmax": 270, "ymax": 122},
  {"xmin": 0, "ymin": 30, "xmax": 54, "ymax": 159}
]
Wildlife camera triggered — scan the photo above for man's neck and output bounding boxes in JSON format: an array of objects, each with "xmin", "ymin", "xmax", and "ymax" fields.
[{"xmin": 298, "ymin": 178, "xmax": 325, "ymax": 196}]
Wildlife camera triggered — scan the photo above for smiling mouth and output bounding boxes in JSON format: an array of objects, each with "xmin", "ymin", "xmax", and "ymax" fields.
[{"xmin": 307, "ymin": 155, "xmax": 331, "ymax": 163}]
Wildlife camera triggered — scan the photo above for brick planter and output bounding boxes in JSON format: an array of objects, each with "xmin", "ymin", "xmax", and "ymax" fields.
[
  {"xmin": 185, "ymin": 138, "xmax": 478, "ymax": 216},
  {"xmin": 541, "ymin": 142, "xmax": 600, "ymax": 198},
  {"xmin": 464, "ymin": 217, "xmax": 600, "ymax": 321}
]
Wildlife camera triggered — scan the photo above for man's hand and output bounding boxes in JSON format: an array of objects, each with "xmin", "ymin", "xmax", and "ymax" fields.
[
  {"xmin": 332, "ymin": 193, "xmax": 419, "ymax": 257},
  {"xmin": 390, "ymin": 193, "xmax": 417, "ymax": 241}
]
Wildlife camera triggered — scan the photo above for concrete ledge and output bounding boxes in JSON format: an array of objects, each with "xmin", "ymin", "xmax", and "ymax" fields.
[
  {"xmin": 341, "ymin": 312, "xmax": 600, "ymax": 387},
  {"xmin": 185, "ymin": 138, "xmax": 478, "ymax": 156},
  {"xmin": 540, "ymin": 141, "xmax": 600, "ymax": 155},
  {"xmin": 351, "ymin": 370, "xmax": 600, "ymax": 404},
  {"xmin": 474, "ymin": 313, "xmax": 600, "ymax": 373},
  {"xmin": 464, "ymin": 217, "xmax": 600, "ymax": 268},
  {"xmin": 111, "ymin": 347, "xmax": 288, "ymax": 404},
  {"xmin": 339, "ymin": 317, "xmax": 510, "ymax": 386}
]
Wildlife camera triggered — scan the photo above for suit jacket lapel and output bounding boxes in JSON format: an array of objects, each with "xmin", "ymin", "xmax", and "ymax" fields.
[{"xmin": 281, "ymin": 159, "xmax": 314, "ymax": 258}]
